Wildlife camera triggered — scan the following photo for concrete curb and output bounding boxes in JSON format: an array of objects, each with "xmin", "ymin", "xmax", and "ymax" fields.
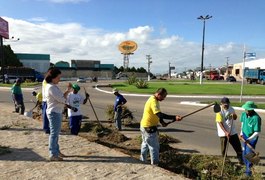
[{"xmin": 95, "ymin": 84, "xmax": 265, "ymax": 113}]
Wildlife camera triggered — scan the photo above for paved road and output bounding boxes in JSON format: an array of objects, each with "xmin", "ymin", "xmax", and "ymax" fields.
[{"xmin": 1, "ymin": 80, "xmax": 264, "ymax": 158}]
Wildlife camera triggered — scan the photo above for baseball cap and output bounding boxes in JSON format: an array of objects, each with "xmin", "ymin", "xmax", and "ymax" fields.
[
  {"xmin": 72, "ymin": 84, "xmax": 80, "ymax": 91},
  {"xmin": 221, "ymin": 97, "xmax": 230, "ymax": 104}
]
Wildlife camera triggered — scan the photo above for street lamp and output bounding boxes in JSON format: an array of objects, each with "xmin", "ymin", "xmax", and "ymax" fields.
[
  {"xmin": 146, "ymin": 55, "xmax": 152, "ymax": 81},
  {"xmin": 197, "ymin": 15, "xmax": 212, "ymax": 85}
]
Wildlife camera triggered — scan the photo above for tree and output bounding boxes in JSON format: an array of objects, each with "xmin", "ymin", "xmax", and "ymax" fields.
[{"xmin": 0, "ymin": 45, "xmax": 23, "ymax": 67}]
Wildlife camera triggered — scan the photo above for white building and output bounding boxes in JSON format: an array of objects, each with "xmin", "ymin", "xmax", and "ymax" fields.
[
  {"xmin": 16, "ymin": 53, "xmax": 50, "ymax": 73},
  {"xmin": 232, "ymin": 58, "xmax": 265, "ymax": 79}
]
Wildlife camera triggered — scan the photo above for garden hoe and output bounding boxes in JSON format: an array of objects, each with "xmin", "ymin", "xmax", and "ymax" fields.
[
  {"xmin": 240, "ymin": 137, "xmax": 260, "ymax": 165},
  {"xmin": 165, "ymin": 102, "xmax": 221, "ymax": 125},
  {"xmin": 83, "ymin": 87, "xmax": 106, "ymax": 135}
]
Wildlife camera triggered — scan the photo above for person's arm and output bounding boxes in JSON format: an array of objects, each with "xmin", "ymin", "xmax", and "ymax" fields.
[
  {"xmin": 247, "ymin": 132, "xmax": 259, "ymax": 141},
  {"xmin": 83, "ymin": 93, "xmax": 89, "ymax": 104},
  {"xmin": 218, "ymin": 122, "xmax": 230, "ymax": 137},
  {"xmin": 156, "ymin": 112, "xmax": 181, "ymax": 127}
]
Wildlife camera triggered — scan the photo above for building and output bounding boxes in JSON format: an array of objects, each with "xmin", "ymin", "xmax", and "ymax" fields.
[
  {"xmin": 232, "ymin": 58, "xmax": 265, "ymax": 79},
  {"xmin": 16, "ymin": 53, "xmax": 50, "ymax": 73}
]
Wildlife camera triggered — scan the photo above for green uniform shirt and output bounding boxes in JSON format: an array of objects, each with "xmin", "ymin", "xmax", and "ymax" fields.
[
  {"xmin": 11, "ymin": 84, "xmax": 22, "ymax": 95},
  {"xmin": 240, "ymin": 111, "xmax": 261, "ymax": 137}
]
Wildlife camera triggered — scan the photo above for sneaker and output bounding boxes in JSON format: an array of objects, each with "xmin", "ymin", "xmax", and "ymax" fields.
[
  {"xmin": 59, "ymin": 152, "xmax": 66, "ymax": 158},
  {"xmin": 49, "ymin": 156, "xmax": 63, "ymax": 161}
]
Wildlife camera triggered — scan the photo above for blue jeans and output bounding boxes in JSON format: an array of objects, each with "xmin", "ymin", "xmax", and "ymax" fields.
[
  {"xmin": 242, "ymin": 133, "xmax": 258, "ymax": 176},
  {"xmin": 114, "ymin": 108, "xmax": 122, "ymax": 130},
  {"xmin": 47, "ymin": 112, "xmax": 62, "ymax": 157},
  {"xmin": 42, "ymin": 102, "xmax": 50, "ymax": 133},
  {"xmin": 69, "ymin": 115, "xmax": 82, "ymax": 135},
  {"xmin": 140, "ymin": 127, "xmax": 160, "ymax": 165}
]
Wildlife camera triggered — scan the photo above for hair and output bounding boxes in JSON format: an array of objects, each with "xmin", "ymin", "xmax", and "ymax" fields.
[
  {"xmin": 155, "ymin": 88, "xmax": 167, "ymax": 96},
  {"xmin": 45, "ymin": 68, "xmax": 61, "ymax": 83}
]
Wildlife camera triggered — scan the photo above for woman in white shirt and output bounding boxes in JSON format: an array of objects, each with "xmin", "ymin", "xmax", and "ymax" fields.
[{"xmin": 44, "ymin": 68, "xmax": 71, "ymax": 161}]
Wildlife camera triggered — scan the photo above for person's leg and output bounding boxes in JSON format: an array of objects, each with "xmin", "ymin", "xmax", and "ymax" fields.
[
  {"xmin": 42, "ymin": 102, "xmax": 50, "ymax": 134},
  {"xmin": 220, "ymin": 136, "xmax": 227, "ymax": 157},
  {"xmin": 146, "ymin": 131, "xmax": 160, "ymax": 165},
  {"xmin": 242, "ymin": 133, "xmax": 258, "ymax": 176},
  {"xmin": 20, "ymin": 101, "xmax": 25, "ymax": 115},
  {"xmin": 229, "ymin": 134, "xmax": 243, "ymax": 164},
  {"xmin": 69, "ymin": 116, "xmax": 81, "ymax": 135},
  {"xmin": 114, "ymin": 110, "xmax": 122, "ymax": 130},
  {"xmin": 76, "ymin": 115, "xmax": 82, "ymax": 135},
  {"xmin": 140, "ymin": 127, "xmax": 149, "ymax": 163},
  {"xmin": 47, "ymin": 112, "xmax": 62, "ymax": 158}
]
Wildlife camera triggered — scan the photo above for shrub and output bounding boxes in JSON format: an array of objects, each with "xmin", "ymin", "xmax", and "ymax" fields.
[
  {"xmin": 135, "ymin": 79, "xmax": 148, "ymax": 89},
  {"xmin": 127, "ymin": 75, "xmax": 137, "ymax": 85},
  {"xmin": 105, "ymin": 105, "xmax": 134, "ymax": 124}
]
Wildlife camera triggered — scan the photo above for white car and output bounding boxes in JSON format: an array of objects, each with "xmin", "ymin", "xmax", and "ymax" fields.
[{"xmin": 77, "ymin": 77, "xmax": 86, "ymax": 83}]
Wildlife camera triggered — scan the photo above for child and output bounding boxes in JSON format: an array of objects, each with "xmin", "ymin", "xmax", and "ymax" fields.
[{"xmin": 66, "ymin": 84, "xmax": 89, "ymax": 135}]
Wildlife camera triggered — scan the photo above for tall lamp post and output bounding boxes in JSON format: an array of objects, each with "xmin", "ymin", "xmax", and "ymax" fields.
[
  {"xmin": 197, "ymin": 15, "xmax": 212, "ymax": 85},
  {"xmin": 146, "ymin": 55, "xmax": 152, "ymax": 81}
]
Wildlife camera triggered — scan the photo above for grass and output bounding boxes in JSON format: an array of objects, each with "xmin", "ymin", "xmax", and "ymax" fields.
[
  {"xmin": 0, "ymin": 82, "xmax": 41, "ymax": 87},
  {"xmin": 112, "ymin": 82, "xmax": 265, "ymax": 95}
]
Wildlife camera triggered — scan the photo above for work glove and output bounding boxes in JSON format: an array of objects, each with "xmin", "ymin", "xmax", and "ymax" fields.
[
  {"xmin": 66, "ymin": 104, "xmax": 78, "ymax": 112},
  {"xmin": 85, "ymin": 93, "xmax": 90, "ymax": 98}
]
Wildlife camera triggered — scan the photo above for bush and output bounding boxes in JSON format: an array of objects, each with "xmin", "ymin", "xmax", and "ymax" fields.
[
  {"xmin": 135, "ymin": 79, "xmax": 148, "ymax": 89},
  {"xmin": 127, "ymin": 75, "xmax": 137, "ymax": 85},
  {"xmin": 105, "ymin": 105, "xmax": 134, "ymax": 124}
]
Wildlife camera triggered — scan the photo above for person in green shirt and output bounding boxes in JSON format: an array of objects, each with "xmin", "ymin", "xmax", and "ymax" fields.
[
  {"xmin": 11, "ymin": 78, "xmax": 25, "ymax": 115},
  {"xmin": 240, "ymin": 101, "xmax": 261, "ymax": 177}
]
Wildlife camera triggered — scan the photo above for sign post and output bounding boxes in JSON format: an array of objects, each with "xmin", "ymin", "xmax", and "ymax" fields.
[
  {"xmin": 0, "ymin": 17, "xmax": 9, "ymax": 83},
  {"xmin": 118, "ymin": 40, "xmax": 137, "ymax": 70}
]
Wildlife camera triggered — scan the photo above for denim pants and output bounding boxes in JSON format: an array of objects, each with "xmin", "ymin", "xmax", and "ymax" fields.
[
  {"xmin": 42, "ymin": 102, "xmax": 50, "ymax": 133},
  {"xmin": 140, "ymin": 127, "xmax": 160, "ymax": 165},
  {"xmin": 114, "ymin": 108, "xmax": 122, "ymax": 130},
  {"xmin": 242, "ymin": 133, "xmax": 258, "ymax": 176},
  {"xmin": 69, "ymin": 115, "xmax": 82, "ymax": 135},
  {"xmin": 47, "ymin": 112, "xmax": 62, "ymax": 157}
]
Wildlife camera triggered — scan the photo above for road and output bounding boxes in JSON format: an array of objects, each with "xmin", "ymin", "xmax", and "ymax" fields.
[{"xmin": 1, "ymin": 80, "xmax": 264, "ymax": 158}]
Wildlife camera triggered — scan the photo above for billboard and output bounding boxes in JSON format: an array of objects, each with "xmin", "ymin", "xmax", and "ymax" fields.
[
  {"xmin": 0, "ymin": 17, "xmax": 9, "ymax": 39},
  {"xmin": 118, "ymin": 40, "xmax": 137, "ymax": 54}
]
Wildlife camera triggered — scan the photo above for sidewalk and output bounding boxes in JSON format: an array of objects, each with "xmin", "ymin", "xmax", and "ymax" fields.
[{"xmin": 0, "ymin": 106, "xmax": 187, "ymax": 180}]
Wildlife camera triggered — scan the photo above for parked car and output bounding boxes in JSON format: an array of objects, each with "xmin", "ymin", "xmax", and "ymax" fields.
[
  {"xmin": 77, "ymin": 77, "xmax": 86, "ymax": 83},
  {"xmin": 226, "ymin": 76, "xmax": 236, "ymax": 82}
]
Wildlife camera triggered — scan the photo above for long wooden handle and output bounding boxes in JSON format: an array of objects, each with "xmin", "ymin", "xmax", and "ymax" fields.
[
  {"xmin": 182, "ymin": 102, "xmax": 216, "ymax": 118},
  {"xmin": 240, "ymin": 137, "xmax": 258, "ymax": 154}
]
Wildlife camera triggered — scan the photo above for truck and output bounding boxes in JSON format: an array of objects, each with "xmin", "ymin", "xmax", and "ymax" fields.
[
  {"xmin": 0, "ymin": 66, "xmax": 44, "ymax": 83},
  {"xmin": 244, "ymin": 69, "xmax": 265, "ymax": 85}
]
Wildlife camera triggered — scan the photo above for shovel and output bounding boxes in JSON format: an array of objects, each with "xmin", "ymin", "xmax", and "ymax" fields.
[{"xmin": 240, "ymin": 137, "xmax": 260, "ymax": 165}]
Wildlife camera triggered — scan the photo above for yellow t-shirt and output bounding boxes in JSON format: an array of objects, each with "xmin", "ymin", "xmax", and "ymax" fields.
[
  {"xmin": 140, "ymin": 95, "xmax": 161, "ymax": 127},
  {"xmin": 36, "ymin": 92, "xmax": 43, "ymax": 102},
  {"xmin": 216, "ymin": 112, "xmax": 222, "ymax": 123}
]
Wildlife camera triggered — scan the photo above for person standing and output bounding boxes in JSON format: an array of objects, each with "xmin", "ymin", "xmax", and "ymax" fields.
[
  {"xmin": 140, "ymin": 88, "xmax": 182, "ymax": 165},
  {"xmin": 215, "ymin": 97, "xmax": 243, "ymax": 164},
  {"xmin": 42, "ymin": 67, "xmax": 54, "ymax": 134},
  {"xmin": 240, "ymin": 101, "xmax": 261, "ymax": 177},
  {"xmin": 66, "ymin": 84, "xmax": 89, "ymax": 135},
  {"xmin": 113, "ymin": 88, "xmax": 127, "ymax": 131},
  {"xmin": 11, "ymin": 78, "xmax": 25, "ymax": 115},
  {"xmin": 44, "ymin": 68, "xmax": 71, "ymax": 161}
]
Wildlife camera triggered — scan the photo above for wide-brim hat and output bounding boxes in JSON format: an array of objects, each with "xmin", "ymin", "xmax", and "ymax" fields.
[{"xmin": 242, "ymin": 101, "xmax": 257, "ymax": 110}]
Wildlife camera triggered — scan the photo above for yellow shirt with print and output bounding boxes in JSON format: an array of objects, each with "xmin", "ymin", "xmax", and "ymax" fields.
[{"xmin": 140, "ymin": 95, "xmax": 161, "ymax": 127}]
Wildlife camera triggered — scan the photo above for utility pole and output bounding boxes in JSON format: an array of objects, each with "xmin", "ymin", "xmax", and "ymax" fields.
[
  {"xmin": 168, "ymin": 62, "xmax": 171, "ymax": 79},
  {"xmin": 226, "ymin": 56, "xmax": 229, "ymax": 76},
  {"xmin": 146, "ymin": 55, "xmax": 152, "ymax": 81}
]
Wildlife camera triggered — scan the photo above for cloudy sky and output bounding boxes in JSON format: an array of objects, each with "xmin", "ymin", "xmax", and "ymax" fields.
[{"xmin": 1, "ymin": 0, "xmax": 265, "ymax": 74}]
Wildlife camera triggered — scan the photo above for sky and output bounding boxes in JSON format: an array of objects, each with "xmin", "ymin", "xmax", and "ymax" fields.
[{"xmin": 1, "ymin": 0, "xmax": 265, "ymax": 74}]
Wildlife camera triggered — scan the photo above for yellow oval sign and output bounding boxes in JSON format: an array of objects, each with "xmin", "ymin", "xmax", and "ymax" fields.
[{"xmin": 118, "ymin": 40, "xmax": 138, "ymax": 54}]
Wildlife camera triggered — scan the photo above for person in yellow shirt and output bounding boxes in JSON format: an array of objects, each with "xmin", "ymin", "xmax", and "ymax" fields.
[
  {"xmin": 140, "ymin": 88, "xmax": 182, "ymax": 165},
  {"xmin": 32, "ymin": 91, "xmax": 43, "ymax": 111}
]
